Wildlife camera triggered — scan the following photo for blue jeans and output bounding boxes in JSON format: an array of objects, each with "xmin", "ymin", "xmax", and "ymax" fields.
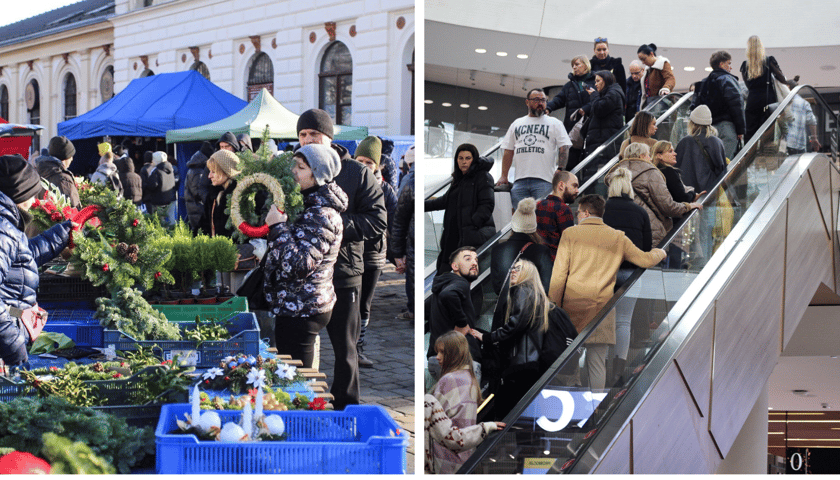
[{"xmin": 510, "ymin": 178, "xmax": 552, "ymax": 210}]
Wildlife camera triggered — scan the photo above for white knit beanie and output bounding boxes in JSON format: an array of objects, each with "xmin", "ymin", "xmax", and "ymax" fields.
[
  {"xmin": 152, "ymin": 151, "xmax": 167, "ymax": 165},
  {"xmin": 511, "ymin": 197, "xmax": 537, "ymax": 234}
]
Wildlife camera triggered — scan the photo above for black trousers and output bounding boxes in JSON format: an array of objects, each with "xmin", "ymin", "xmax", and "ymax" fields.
[
  {"xmin": 328, "ymin": 285, "xmax": 361, "ymax": 409},
  {"xmin": 274, "ymin": 311, "xmax": 332, "ymax": 369},
  {"xmin": 359, "ymin": 267, "xmax": 382, "ymax": 321}
]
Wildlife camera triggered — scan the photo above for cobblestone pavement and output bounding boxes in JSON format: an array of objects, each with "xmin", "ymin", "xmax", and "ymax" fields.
[{"xmin": 318, "ymin": 264, "xmax": 416, "ymax": 473}]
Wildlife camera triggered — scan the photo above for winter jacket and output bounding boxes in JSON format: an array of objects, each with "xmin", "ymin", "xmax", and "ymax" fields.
[
  {"xmin": 604, "ymin": 194, "xmax": 653, "ymax": 270},
  {"xmin": 674, "ymin": 134, "xmax": 727, "ymax": 193},
  {"xmin": 740, "ymin": 56, "xmax": 786, "ymax": 113},
  {"xmin": 639, "ymin": 56, "xmax": 675, "ymax": 105},
  {"xmin": 424, "ymin": 394, "xmax": 496, "ymax": 475},
  {"xmin": 203, "ymin": 180, "xmax": 236, "ymax": 238},
  {"xmin": 490, "ymin": 283, "xmax": 546, "ymax": 375},
  {"xmin": 143, "ymin": 161, "xmax": 176, "ymax": 206},
  {"xmin": 428, "ymin": 272, "xmax": 477, "ymax": 358},
  {"xmin": 185, "ymin": 149, "xmax": 213, "ymax": 231},
  {"xmin": 425, "ymin": 155, "xmax": 495, "ymax": 274},
  {"xmin": 546, "ymin": 72, "xmax": 597, "ymax": 133},
  {"xmin": 585, "ymin": 83, "xmax": 626, "ymax": 155},
  {"xmin": 379, "ymin": 138, "xmax": 399, "ymax": 190},
  {"xmin": 263, "ymin": 182, "xmax": 348, "ymax": 317},
  {"xmin": 606, "ymin": 157, "xmax": 692, "ymax": 246},
  {"xmin": 390, "ymin": 167, "xmax": 414, "ymax": 266},
  {"xmin": 114, "ymin": 157, "xmax": 143, "ymax": 205},
  {"xmin": 490, "ymin": 232, "xmax": 553, "ymax": 295},
  {"xmin": 362, "ymin": 177, "xmax": 398, "ymax": 269},
  {"xmin": 625, "ymin": 77, "xmax": 642, "ymax": 122},
  {"xmin": 90, "ymin": 163, "xmax": 123, "ymax": 197},
  {"xmin": 35, "ymin": 156, "xmax": 80, "ymax": 208},
  {"xmin": 691, "ymin": 68, "xmax": 746, "ymax": 136},
  {"xmin": 618, "ymin": 135, "xmax": 657, "ymax": 160},
  {"xmin": 590, "ymin": 55, "xmax": 626, "ymax": 92},
  {"xmin": 0, "ymin": 191, "xmax": 71, "ymax": 365},
  {"xmin": 329, "ymin": 144, "xmax": 387, "ymax": 288},
  {"xmin": 658, "ymin": 165, "xmax": 695, "ymax": 203}
]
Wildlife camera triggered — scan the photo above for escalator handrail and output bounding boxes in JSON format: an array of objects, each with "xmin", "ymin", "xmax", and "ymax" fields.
[{"xmin": 459, "ymin": 85, "xmax": 835, "ymax": 474}]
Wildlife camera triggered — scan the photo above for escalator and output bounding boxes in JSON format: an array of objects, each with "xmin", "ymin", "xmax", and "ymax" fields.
[{"xmin": 455, "ymin": 86, "xmax": 840, "ymax": 474}]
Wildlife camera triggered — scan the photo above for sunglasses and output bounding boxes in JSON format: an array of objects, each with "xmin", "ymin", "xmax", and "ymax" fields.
[{"xmin": 594, "ymin": 37, "xmax": 608, "ymax": 43}]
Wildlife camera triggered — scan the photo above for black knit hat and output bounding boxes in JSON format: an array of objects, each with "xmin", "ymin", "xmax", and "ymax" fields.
[
  {"xmin": 199, "ymin": 141, "xmax": 214, "ymax": 158},
  {"xmin": 48, "ymin": 136, "xmax": 75, "ymax": 160},
  {"xmin": 296, "ymin": 109, "xmax": 334, "ymax": 140},
  {"xmin": 0, "ymin": 154, "xmax": 45, "ymax": 204},
  {"xmin": 144, "ymin": 151, "xmax": 154, "ymax": 164}
]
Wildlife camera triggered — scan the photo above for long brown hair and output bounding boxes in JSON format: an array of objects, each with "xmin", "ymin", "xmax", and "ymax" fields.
[
  {"xmin": 630, "ymin": 111, "xmax": 655, "ymax": 138},
  {"xmin": 433, "ymin": 331, "xmax": 482, "ymax": 402}
]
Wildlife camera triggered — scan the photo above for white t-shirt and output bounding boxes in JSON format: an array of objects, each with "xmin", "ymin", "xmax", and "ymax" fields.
[{"xmin": 501, "ymin": 114, "xmax": 571, "ymax": 182}]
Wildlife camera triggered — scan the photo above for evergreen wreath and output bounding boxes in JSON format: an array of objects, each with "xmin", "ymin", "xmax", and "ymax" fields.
[{"xmin": 229, "ymin": 173, "xmax": 285, "ymax": 238}]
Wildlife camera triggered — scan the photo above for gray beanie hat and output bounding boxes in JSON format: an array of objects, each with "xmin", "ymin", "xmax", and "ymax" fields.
[
  {"xmin": 297, "ymin": 144, "xmax": 340, "ymax": 186},
  {"xmin": 511, "ymin": 197, "xmax": 537, "ymax": 234},
  {"xmin": 689, "ymin": 104, "xmax": 713, "ymax": 126}
]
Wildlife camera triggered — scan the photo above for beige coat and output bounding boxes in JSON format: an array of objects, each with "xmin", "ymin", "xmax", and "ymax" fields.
[
  {"xmin": 618, "ymin": 136, "xmax": 657, "ymax": 160},
  {"xmin": 606, "ymin": 157, "xmax": 692, "ymax": 246},
  {"xmin": 549, "ymin": 217, "xmax": 665, "ymax": 345}
]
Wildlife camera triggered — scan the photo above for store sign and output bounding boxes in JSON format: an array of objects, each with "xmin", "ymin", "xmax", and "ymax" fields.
[{"xmin": 521, "ymin": 388, "xmax": 608, "ymax": 432}]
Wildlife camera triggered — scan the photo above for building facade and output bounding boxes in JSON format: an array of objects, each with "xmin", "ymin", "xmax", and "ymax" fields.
[{"xmin": 0, "ymin": 0, "xmax": 414, "ymax": 153}]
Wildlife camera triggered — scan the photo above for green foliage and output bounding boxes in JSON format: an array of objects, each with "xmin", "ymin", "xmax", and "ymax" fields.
[
  {"xmin": 226, "ymin": 127, "xmax": 304, "ymax": 243},
  {"xmin": 41, "ymin": 432, "xmax": 116, "ymax": 474},
  {"xmin": 0, "ymin": 396, "xmax": 153, "ymax": 474},
  {"xmin": 209, "ymin": 235, "xmax": 238, "ymax": 272},
  {"xmin": 183, "ymin": 316, "xmax": 231, "ymax": 343},
  {"xmin": 166, "ymin": 220, "xmax": 200, "ymax": 292},
  {"xmin": 95, "ymin": 288, "xmax": 182, "ymax": 340}
]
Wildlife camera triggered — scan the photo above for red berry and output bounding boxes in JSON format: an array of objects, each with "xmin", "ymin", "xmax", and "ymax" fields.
[
  {"xmin": 132, "ymin": 219, "xmax": 139, "ymax": 227},
  {"xmin": 102, "ymin": 264, "xmax": 109, "ymax": 272}
]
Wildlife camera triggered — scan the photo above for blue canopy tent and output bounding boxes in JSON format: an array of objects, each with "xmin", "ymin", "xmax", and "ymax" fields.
[{"xmin": 57, "ymin": 71, "xmax": 247, "ymax": 218}]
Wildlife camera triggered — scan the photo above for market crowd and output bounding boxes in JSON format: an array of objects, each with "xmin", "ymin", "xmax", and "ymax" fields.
[{"xmin": 426, "ymin": 34, "xmax": 819, "ymax": 473}]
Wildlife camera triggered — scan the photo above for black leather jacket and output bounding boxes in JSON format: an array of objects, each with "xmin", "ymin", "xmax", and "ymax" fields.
[{"xmin": 490, "ymin": 283, "xmax": 546, "ymax": 375}]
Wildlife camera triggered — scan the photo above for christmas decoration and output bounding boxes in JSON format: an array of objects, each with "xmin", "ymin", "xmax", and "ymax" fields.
[
  {"xmin": 199, "ymin": 355, "xmax": 305, "ymax": 395},
  {"xmin": 230, "ymin": 173, "xmax": 285, "ymax": 239}
]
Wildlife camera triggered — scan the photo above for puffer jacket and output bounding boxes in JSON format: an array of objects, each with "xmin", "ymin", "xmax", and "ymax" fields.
[
  {"xmin": 143, "ymin": 161, "xmax": 176, "ymax": 206},
  {"xmin": 606, "ymin": 157, "xmax": 692, "ymax": 246},
  {"xmin": 390, "ymin": 168, "xmax": 414, "ymax": 266},
  {"xmin": 185, "ymin": 149, "xmax": 213, "ymax": 231},
  {"xmin": 264, "ymin": 182, "xmax": 348, "ymax": 317},
  {"xmin": 425, "ymin": 155, "xmax": 495, "ymax": 273},
  {"xmin": 585, "ymin": 82, "xmax": 626, "ymax": 155},
  {"xmin": 546, "ymin": 72, "xmax": 597, "ymax": 133},
  {"xmin": 363, "ymin": 176, "xmax": 398, "ymax": 269},
  {"xmin": 90, "ymin": 163, "xmax": 123, "ymax": 197},
  {"xmin": 490, "ymin": 283, "xmax": 546, "ymax": 376},
  {"xmin": 691, "ymin": 67, "xmax": 746, "ymax": 136},
  {"xmin": 590, "ymin": 55, "xmax": 627, "ymax": 92},
  {"xmin": 35, "ymin": 156, "xmax": 80, "ymax": 208},
  {"xmin": 114, "ymin": 157, "xmax": 143, "ymax": 205},
  {"xmin": 0, "ymin": 192, "xmax": 71, "ymax": 365}
]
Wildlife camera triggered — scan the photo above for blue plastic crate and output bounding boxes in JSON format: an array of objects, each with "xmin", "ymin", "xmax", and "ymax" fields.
[
  {"xmin": 42, "ymin": 309, "xmax": 103, "ymax": 348},
  {"xmin": 103, "ymin": 313, "xmax": 260, "ymax": 368},
  {"xmin": 155, "ymin": 403, "xmax": 407, "ymax": 474}
]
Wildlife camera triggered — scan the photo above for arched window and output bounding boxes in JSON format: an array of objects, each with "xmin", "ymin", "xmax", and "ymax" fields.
[
  {"xmin": 25, "ymin": 80, "xmax": 40, "ymax": 152},
  {"xmin": 0, "ymin": 85, "xmax": 8, "ymax": 120},
  {"xmin": 140, "ymin": 68, "xmax": 154, "ymax": 77},
  {"xmin": 319, "ymin": 41, "xmax": 352, "ymax": 125},
  {"xmin": 64, "ymin": 73, "xmax": 77, "ymax": 121},
  {"xmin": 100, "ymin": 65, "xmax": 114, "ymax": 103},
  {"xmin": 190, "ymin": 61, "xmax": 210, "ymax": 80},
  {"xmin": 246, "ymin": 52, "xmax": 273, "ymax": 101}
]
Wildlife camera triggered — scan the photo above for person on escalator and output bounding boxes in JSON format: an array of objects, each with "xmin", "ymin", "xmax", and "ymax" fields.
[
  {"xmin": 618, "ymin": 111, "xmax": 658, "ymax": 160},
  {"xmin": 740, "ymin": 35, "xmax": 789, "ymax": 142},
  {"xmin": 637, "ymin": 43, "xmax": 675, "ymax": 109},
  {"xmin": 691, "ymin": 50, "xmax": 746, "ymax": 160},
  {"xmin": 536, "ymin": 170, "xmax": 578, "ymax": 260},
  {"xmin": 544, "ymin": 57, "xmax": 596, "ymax": 172},
  {"xmin": 625, "ymin": 60, "xmax": 645, "ymax": 122},
  {"xmin": 424, "ymin": 394, "xmax": 505, "ymax": 474},
  {"xmin": 583, "ymin": 70, "xmax": 626, "ymax": 173}
]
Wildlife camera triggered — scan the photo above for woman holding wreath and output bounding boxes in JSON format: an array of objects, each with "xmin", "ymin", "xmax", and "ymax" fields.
[{"xmin": 263, "ymin": 144, "xmax": 348, "ymax": 368}]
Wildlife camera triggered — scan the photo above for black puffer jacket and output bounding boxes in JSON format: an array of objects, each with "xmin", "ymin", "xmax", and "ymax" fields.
[
  {"xmin": 143, "ymin": 161, "xmax": 176, "ymax": 206},
  {"xmin": 546, "ymin": 72, "xmax": 597, "ymax": 132},
  {"xmin": 0, "ymin": 192, "xmax": 71, "ymax": 365},
  {"xmin": 363, "ymin": 177, "xmax": 398, "ymax": 269},
  {"xmin": 185, "ymin": 147, "xmax": 213, "ymax": 231},
  {"xmin": 329, "ymin": 144, "xmax": 387, "ymax": 288},
  {"xmin": 604, "ymin": 194, "xmax": 652, "ymax": 270},
  {"xmin": 428, "ymin": 272, "xmax": 477, "ymax": 358},
  {"xmin": 390, "ymin": 168, "xmax": 414, "ymax": 266},
  {"xmin": 35, "ymin": 157, "xmax": 80, "ymax": 208},
  {"xmin": 625, "ymin": 77, "xmax": 642, "ymax": 122},
  {"xmin": 425, "ymin": 155, "xmax": 495, "ymax": 273},
  {"xmin": 264, "ymin": 182, "xmax": 348, "ymax": 317},
  {"xmin": 590, "ymin": 55, "xmax": 626, "ymax": 92},
  {"xmin": 114, "ymin": 156, "xmax": 143, "ymax": 205},
  {"xmin": 490, "ymin": 233, "xmax": 553, "ymax": 295},
  {"xmin": 691, "ymin": 67, "xmax": 746, "ymax": 136},
  {"xmin": 585, "ymin": 83, "xmax": 626, "ymax": 155},
  {"xmin": 490, "ymin": 283, "xmax": 546, "ymax": 376}
]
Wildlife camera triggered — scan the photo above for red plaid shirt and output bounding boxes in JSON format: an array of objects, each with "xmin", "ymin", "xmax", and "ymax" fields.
[{"xmin": 536, "ymin": 194, "xmax": 574, "ymax": 259}]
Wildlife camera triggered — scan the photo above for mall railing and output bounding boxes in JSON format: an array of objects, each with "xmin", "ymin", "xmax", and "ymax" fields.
[{"xmin": 458, "ymin": 85, "xmax": 839, "ymax": 474}]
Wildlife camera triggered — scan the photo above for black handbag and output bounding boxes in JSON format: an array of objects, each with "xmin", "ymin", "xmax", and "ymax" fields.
[{"xmin": 236, "ymin": 254, "xmax": 269, "ymax": 310}]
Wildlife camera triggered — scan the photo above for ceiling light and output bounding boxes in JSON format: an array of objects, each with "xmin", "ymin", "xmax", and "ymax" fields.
[
  {"xmin": 820, "ymin": 65, "xmax": 836, "ymax": 71},
  {"xmin": 441, "ymin": 102, "xmax": 451, "ymax": 107},
  {"xmin": 478, "ymin": 106, "xmax": 488, "ymax": 111},
  {"xmin": 460, "ymin": 104, "xmax": 470, "ymax": 108},
  {"xmin": 684, "ymin": 66, "xmax": 695, "ymax": 72},
  {"xmin": 517, "ymin": 54, "xmax": 528, "ymax": 59},
  {"xmin": 496, "ymin": 51, "xmax": 508, "ymax": 57},
  {"xmin": 475, "ymin": 48, "xmax": 486, "ymax": 54},
  {"xmin": 704, "ymin": 67, "xmax": 713, "ymax": 72},
  {"xmin": 424, "ymin": 100, "xmax": 433, "ymax": 104}
]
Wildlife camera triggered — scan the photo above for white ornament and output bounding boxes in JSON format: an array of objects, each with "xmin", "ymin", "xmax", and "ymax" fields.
[
  {"xmin": 219, "ymin": 422, "xmax": 246, "ymax": 442},
  {"xmin": 198, "ymin": 411, "xmax": 221, "ymax": 434},
  {"xmin": 263, "ymin": 415, "xmax": 285, "ymax": 436}
]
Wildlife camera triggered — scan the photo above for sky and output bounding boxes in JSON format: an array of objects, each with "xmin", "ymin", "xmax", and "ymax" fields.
[{"xmin": 0, "ymin": 2, "xmax": 84, "ymax": 28}]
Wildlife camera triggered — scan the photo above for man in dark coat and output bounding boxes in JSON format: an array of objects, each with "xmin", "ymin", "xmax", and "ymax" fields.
[
  {"xmin": 691, "ymin": 50, "xmax": 746, "ymax": 159},
  {"xmin": 390, "ymin": 162, "xmax": 414, "ymax": 320},
  {"xmin": 427, "ymin": 247, "xmax": 482, "ymax": 378},
  {"xmin": 185, "ymin": 141, "xmax": 215, "ymax": 233},
  {"xmin": 296, "ymin": 108, "xmax": 387, "ymax": 410},
  {"xmin": 625, "ymin": 60, "xmax": 644, "ymax": 122},
  {"xmin": 36, "ymin": 136, "xmax": 80, "ymax": 208},
  {"xmin": 216, "ymin": 131, "xmax": 240, "ymax": 152}
]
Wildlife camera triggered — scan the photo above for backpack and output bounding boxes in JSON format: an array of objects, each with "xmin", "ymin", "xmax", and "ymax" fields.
[
  {"xmin": 533, "ymin": 303, "xmax": 579, "ymax": 373},
  {"xmin": 695, "ymin": 72, "xmax": 727, "ymax": 119}
]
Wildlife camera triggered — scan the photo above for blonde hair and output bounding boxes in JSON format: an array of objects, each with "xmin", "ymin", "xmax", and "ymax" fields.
[
  {"xmin": 506, "ymin": 259, "xmax": 550, "ymax": 333},
  {"xmin": 650, "ymin": 140, "xmax": 674, "ymax": 167},
  {"xmin": 623, "ymin": 142, "xmax": 650, "ymax": 159},
  {"xmin": 745, "ymin": 35, "xmax": 766, "ymax": 80},
  {"xmin": 571, "ymin": 55, "xmax": 591, "ymax": 74},
  {"xmin": 688, "ymin": 120, "xmax": 718, "ymax": 138},
  {"xmin": 608, "ymin": 167, "xmax": 634, "ymax": 199},
  {"xmin": 433, "ymin": 331, "xmax": 482, "ymax": 403}
]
